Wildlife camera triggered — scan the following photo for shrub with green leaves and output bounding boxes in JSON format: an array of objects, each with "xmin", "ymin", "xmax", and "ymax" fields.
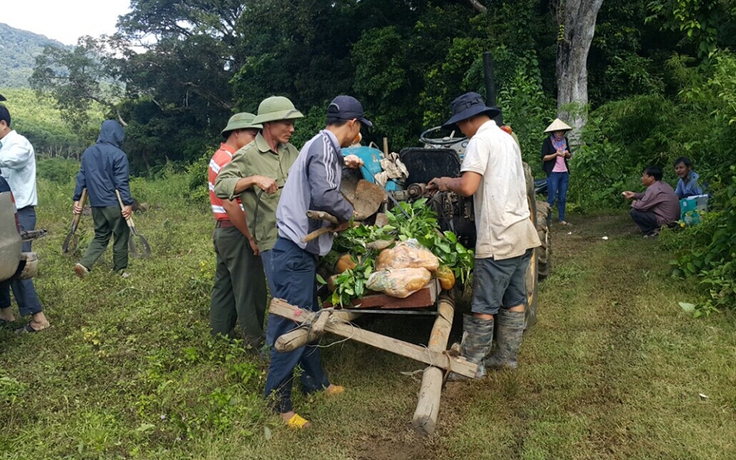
[
  {"xmin": 186, "ymin": 152, "xmax": 212, "ymax": 206},
  {"xmin": 661, "ymin": 166, "xmax": 736, "ymax": 314},
  {"xmin": 36, "ymin": 157, "xmax": 80, "ymax": 185}
]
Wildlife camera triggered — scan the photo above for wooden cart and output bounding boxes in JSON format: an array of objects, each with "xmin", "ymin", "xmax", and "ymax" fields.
[{"xmin": 269, "ymin": 280, "xmax": 478, "ymax": 435}]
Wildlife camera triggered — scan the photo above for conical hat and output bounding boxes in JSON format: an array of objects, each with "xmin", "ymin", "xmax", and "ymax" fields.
[{"xmin": 544, "ymin": 118, "xmax": 572, "ymax": 133}]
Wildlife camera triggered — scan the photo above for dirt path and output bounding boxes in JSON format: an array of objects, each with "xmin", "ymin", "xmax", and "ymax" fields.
[
  {"xmin": 348, "ymin": 215, "xmax": 634, "ymax": 459},
  {"xmin": 341, "ymin": 213, "xmax": 736, "ymax": 460}
]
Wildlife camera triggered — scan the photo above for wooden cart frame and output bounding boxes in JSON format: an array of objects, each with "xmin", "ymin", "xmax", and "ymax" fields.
[{"xmin": 269, "ymin": 284, "xmax": 478, "ymax": 435}]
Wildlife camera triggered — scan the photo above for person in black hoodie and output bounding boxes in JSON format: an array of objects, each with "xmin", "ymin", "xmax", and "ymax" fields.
[
  {"xmin": 541, "ymin": 118, "xmax": 573, "ymax": 225},
  {"xmin": 71, "ymin": 120, "xmax": 133, "ymax": 278}
]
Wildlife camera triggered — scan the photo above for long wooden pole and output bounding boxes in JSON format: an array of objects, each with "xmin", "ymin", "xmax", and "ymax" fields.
[
  {"xmin": 412, "ymin": 293, "xmax": 455, "ymax": 435},
  {"xmin": 275, "ymin": 310, "xmax": 362, "ymax": 352},
  {"xmin": 269, "ymin": 298, "xmax": 478, "ymax": 378}
]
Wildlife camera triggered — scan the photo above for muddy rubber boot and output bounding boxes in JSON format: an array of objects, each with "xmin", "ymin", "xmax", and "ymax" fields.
[
  {"xmin": 485, "ymin": 309, "xmax": 525, "ymax": 370},
  {"xmin": 448, "ymin": 315, "xmax": 494, "ymax": 381}
]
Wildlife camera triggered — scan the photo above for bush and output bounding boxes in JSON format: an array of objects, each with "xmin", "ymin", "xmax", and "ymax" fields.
[
  {"xmin": 36, "ymin": 157, "xmax": 80, "ymax": 185},
  {"xmin": 187, "ymin": 152, "xmax": 213, "ymax": 206},
  {"xmin": 661, "ymin": 166, "xmax": 736, "ymax": 313}
]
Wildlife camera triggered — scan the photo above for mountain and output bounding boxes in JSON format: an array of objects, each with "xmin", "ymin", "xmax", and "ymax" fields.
[{"xmin": 0, "ymin": 23, "xmax": 67, "ymax": 88}]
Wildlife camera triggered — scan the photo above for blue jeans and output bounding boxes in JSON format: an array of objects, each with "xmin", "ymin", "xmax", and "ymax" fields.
[
  {"xmin": 0, "ymin": 207, "xmax": 43, "ymax": 316},
  {"xmin": 547, "ymin": 172, "xmax": 570, "ymax": 222},
  {"xmin": 264, "ymin": 238, "xmax": 330, "ymax": 413}
]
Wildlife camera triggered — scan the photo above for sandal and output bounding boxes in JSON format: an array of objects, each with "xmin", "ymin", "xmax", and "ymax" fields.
[{"xmin": 285, "ymin": 413, "xmax": 311, "ymax": 429}]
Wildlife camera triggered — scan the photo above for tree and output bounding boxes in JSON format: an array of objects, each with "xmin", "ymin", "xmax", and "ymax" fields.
[
  {"xmin": 554, "ymin": 0, "xmax": 604, "ymax": 139},
  {"xmin": 30, "ymin": 36, "xmax": 125, "ymax": 133},
  {"xmin": 468, "ymin": 0, "xmax": 488, "ymax": 13}
]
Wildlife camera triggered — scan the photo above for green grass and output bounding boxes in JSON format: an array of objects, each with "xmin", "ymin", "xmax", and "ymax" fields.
[{"xmin": 1, "ymin": 175, "xmax": 735, "ymax": 459}]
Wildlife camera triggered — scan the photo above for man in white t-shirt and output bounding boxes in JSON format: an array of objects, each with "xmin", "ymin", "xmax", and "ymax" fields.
[
  {"xmin": 429, "ymin": 92, "xmax": 540, "ymax": 378},
  {"xmin": 0, "ymin": 105, "xmax": 51, "ymax": 333}
]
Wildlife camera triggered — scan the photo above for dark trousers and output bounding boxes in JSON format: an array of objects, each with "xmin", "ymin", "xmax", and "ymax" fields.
[
  {"xmin": 547, "ymin": 172, "xmax": 569, "ymax": 221},
  {"xmin": 264, "ymin": 237, "xmax": 330, "ymax": 414},
  {"xmin": 210, "ymin": 226, "xmax": 267, "ymax": 343},
  {"xmin": 0, "ymin": 207, "xmax": 43, "ymax": 316},
  {"xmin": 630, "ymin": 208, "xmax": 659, "ymax": 235},
  {"xmin": 80, "ymin": 206, "xmax": 130, "ymax": 272}
]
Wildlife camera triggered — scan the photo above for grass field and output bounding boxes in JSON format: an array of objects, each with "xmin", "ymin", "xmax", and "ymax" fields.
[{"xmin": 1, "ymin": 173, "xmax": 735, "ymax": 459}]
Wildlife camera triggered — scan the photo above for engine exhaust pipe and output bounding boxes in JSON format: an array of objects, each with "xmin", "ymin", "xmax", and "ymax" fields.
[{"xmin": 483, "ymin": 51, "xmax": 504, "ymax": 126}]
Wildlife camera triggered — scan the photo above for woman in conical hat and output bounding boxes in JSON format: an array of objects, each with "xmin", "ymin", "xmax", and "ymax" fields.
[{"xmin": 541, "ymin": 118, "xmax": 573, "ymax": 225}]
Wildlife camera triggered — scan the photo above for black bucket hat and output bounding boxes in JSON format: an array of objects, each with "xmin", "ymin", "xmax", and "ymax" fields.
[
  {"xmin": 442, "ymin": 92, "xmax": 501, "ymax": 130},
  {"xmin": 0, "ymin": 93, "xmax": 6, "ymax": 102}
]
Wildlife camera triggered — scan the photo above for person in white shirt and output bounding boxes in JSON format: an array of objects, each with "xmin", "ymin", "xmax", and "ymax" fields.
[
  {"xmin": 0, "ymin": 105, "xmax": 50, "ymax": 333},
  {"xmin": 429, "ymin": 92, "xmax": 540, "ymax": 378}
]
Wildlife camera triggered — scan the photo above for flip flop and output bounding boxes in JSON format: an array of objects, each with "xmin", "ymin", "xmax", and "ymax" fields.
[
  {"xmin": 285, "ymin": 413, "xmax": 311, "ymax": 429},
  {"xmin": 0, "ymin": 318, "xmax": 16, "ymax": 328},
  {"xmin": 15, "ymin": 322, "xmax": 49, "ymax": 334}
]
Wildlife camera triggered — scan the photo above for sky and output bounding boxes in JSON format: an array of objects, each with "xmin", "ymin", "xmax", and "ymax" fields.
[{"xmin": 2, "ymin": 0, "xmax": 132, "ymax": 45}]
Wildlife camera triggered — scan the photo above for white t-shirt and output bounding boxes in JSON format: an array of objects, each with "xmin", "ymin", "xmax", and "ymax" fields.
[
  {"xmin": 460, "ymin": 120, "xmax": 540, "ymax": 260},
  {"xmin": 0, "ymin": 130, "xmax": 38, "ymax": 209}
]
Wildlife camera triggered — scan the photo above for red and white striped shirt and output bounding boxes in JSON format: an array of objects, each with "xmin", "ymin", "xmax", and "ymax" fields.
[{"xmin": 208, "ymin": 143, "xmax": 244, "ymax": 221}]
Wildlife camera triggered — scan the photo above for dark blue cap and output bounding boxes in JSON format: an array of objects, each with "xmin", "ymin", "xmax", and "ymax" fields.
[
  {"xmin": 327, "ymin": 95, "xmax": 373, "ymax": 127},
  {"xmin": 442, "ymin": 92, "xmax": 501, "ymax": 130}
]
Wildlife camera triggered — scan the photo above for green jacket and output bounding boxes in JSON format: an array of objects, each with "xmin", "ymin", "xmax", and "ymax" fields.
[{"xmin": 214, "ymin": 133, "xmax": 299, "ymax": 251}]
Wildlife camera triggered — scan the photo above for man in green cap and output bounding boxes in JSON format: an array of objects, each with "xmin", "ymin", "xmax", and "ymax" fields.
[
  {"xmin": 208, "ymin": 112, "xmax": 265, "ymax": 343},
  {"xmin": 214, "ymin": 96, "xmax": 304, "ymax": 338}
]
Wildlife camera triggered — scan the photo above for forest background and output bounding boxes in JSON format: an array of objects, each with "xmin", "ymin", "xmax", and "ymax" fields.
[{"xmin": 1, "ymin": 0, "xmax": 735, "ymax": 311}]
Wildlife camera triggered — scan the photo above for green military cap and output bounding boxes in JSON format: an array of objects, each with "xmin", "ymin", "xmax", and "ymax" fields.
[
  {"xmin": 252, "ymin": 96, "xmax": 304, "ymax": 124},
  {"xmin": 221, "ymin": 112, "xmax": 262, "ymax": 137}
]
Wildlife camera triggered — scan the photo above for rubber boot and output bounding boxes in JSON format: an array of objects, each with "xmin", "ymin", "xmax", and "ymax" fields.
[
  {"xmin": 448, "ymin": 315, "xmax": 494, "ymax": 380},
  {"xmin": 485, "ymin": 309, "xmax": 525, "ymax": 370}
]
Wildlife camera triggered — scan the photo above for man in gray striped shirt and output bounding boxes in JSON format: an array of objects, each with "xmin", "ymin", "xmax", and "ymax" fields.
[{"xmin": 264, "ymin": 96, "xmax": 369, "ymax": 428}]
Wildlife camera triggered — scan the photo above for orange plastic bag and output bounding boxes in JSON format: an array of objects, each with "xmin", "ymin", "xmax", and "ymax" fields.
[
  {"xmin": 436, "ymin": 265, "xmax": 456, "ymax": 290},
  {"xmin": 375, "ymin": 240, "xmax": 439, "ymax": 272},
  {"xmin": 366, "ymin": 267, "xmax": 432, "ymax": 298}
]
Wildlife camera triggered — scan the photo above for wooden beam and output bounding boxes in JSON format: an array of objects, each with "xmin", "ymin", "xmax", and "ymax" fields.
[
  {"xmin": 412, "ymin": 293, "xmax": 455, "ymax": 435},
  {"xmin": 274, "ymin": 310, "xmax": 362, "ymax": 352},
  {"xmin": 269, "ymin": 298, "xmax": 477, "ymax": 378}
]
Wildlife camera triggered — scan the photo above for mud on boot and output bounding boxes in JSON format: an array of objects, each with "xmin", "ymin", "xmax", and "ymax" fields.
[
  {"xmin": 485, "ymin": 309, "xmax": 525, "ymax": 370},
  {"xmin": 447, "ymin": 315, "xmax": 494, "ymax": 381}
]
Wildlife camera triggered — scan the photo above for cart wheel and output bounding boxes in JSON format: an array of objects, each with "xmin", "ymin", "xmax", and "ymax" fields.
[{"xmin": 536, "ymin": 200, "xmax": 552, "ymax": 280}]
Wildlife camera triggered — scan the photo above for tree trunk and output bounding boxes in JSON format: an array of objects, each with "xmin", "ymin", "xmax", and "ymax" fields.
[
  {"xmin": 468, "ymin": 0, "xmax": 487, "ymax": 13},
  {"xmin": 556, "ymin": 0, "xmax": 604, "ymax": 142}
]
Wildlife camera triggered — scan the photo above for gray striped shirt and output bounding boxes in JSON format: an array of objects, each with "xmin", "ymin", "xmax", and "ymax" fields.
[{"xmin": 277, "ymin": 130, "xmax": 354, "ymax": 256}]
